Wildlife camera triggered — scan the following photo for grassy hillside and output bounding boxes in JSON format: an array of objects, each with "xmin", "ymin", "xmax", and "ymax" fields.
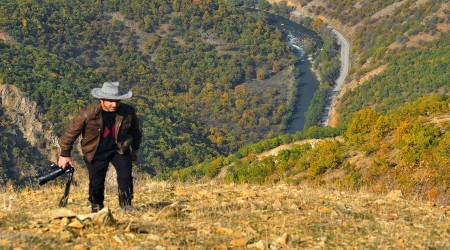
[{"xmin": 0, "ymin": 179, "xmax": 448, "ymax": 249}]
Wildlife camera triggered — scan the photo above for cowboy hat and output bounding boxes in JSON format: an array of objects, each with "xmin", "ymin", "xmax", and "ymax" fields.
[{"xmin": 91, "ymin": 81, "xmax": 132, "ymax": 100}]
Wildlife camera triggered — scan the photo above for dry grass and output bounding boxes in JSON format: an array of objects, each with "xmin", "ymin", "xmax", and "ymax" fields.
[{"xmin": 0, "ymin": 175, "xmax": 449, "ymax": 249}]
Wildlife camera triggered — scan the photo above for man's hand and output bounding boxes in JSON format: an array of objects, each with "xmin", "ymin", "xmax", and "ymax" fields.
[
  {"xmin": 58, "ymin": 156, "xmax": 73, "ymax": 169},
  {"xmin": 131, "ymin": 150, "xmax": 140, "ymax": 162}
]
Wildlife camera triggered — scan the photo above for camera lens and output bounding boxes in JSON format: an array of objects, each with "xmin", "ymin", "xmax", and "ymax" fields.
[{"xmin": 38, "ymin": 166, "xmax": 66, "ymax": 185}]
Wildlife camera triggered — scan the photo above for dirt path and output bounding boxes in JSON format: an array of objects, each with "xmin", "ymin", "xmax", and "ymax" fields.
[{"xmin": 256, "ymin": 137, "xmax": 343, "ymax": 160}]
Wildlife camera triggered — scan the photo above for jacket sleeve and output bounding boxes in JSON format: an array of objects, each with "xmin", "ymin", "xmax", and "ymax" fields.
[
  {"xmin": 130, "ymin": 107, "xmax": 142, "ymax": 151},
  {"xmin": 59, "ymin": 109, "xmax": 86, "ymax": 157}
]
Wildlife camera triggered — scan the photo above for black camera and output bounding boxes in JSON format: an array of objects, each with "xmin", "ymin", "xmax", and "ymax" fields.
[{"xmin": 37, "ymin": 163, "xmax": 74, "ymax": 185}]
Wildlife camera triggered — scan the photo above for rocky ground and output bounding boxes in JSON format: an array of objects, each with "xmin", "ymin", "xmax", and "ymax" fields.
[{"xmin": 0, "ymin": 177, "xmax": 449, "ymax": 249}]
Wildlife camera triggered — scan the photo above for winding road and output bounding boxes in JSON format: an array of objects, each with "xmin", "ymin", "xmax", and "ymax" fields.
[
  {"xmin": 322, "ymin": 26, "xmax": 351, "ymax": 126},
  {"xmin": 331, "ymin": 28, "xmax": 350, "ymax": 92}
]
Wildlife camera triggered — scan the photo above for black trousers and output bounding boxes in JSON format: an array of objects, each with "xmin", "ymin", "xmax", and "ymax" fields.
[{"xmin": 84, "ymin": 152, "xmax": 133, "ymax": 208}]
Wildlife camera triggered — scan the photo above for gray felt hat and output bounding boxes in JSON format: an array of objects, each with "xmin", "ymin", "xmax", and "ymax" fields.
[{"xmin": 91, "ymin": 82, "xmax": 132, "ymax": 100}]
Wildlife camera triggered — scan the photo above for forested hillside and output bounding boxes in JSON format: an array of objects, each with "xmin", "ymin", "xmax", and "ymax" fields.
[
  {"xmin": 162, "ymin": 0, "xmax": 450, "ymax": 203},
  {"xmin": 0, "ymin": 1, "xmax": 449, "ymax": 248},
  {"xmin": 0, "ymin": 0, "xmax": 296, "ymax": 179},
  {"xmin": 339, "ymin": 34, "xmax": 450, "ymax": 123},
  {"xmin": 0, "ymin": 0, "xmax": 449, "ymax": 203},
  {"xmin": 304, "ymin": 0, "xmax": 450, "ymax": 123},
  {"xmin": 169, "ymin": 94, "xmax": 450, "ymax": 203}
]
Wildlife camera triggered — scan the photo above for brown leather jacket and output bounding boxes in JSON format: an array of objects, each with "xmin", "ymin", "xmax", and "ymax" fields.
[{"xmin": 59, "ymin": 101, "xmax": 142, "ymax": 163}]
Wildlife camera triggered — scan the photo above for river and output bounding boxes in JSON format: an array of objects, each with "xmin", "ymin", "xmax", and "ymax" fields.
[{"xmin": 262, "ymin": 13, "xmax": 322, "ymax": 133}]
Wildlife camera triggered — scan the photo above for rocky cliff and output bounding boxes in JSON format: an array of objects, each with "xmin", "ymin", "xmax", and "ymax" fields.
[{"xmin": 0, "ymin": 84, "xmax": 60, "ymax": 163}]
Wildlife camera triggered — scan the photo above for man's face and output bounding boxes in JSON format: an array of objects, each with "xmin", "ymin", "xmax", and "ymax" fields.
[{"xmin": 100, "ymin": 99, "xmax": 121, "ymax": 112}]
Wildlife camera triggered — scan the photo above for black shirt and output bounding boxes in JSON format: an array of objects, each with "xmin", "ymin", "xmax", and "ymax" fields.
[{"xmin": 93, "ymin": 111, "xmax": 118, "ymax": 161}]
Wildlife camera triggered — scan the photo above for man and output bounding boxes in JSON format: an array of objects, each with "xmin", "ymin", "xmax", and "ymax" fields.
[{"xmin": 58, "ymin": 81, "xmax": 142, "ymax": 212}]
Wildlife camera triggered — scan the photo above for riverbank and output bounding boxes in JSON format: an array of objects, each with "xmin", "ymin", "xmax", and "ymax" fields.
[
  {"xmin": 262, "ymin": 12, "xmax": 322, "ymax": 132},
  {"xmin": 290, "ymin": 12, "xmax": 351, "ymax": 127},
  {"xmin": 267, "ymin": 0, "xmax": 352, "ymax": 128}
]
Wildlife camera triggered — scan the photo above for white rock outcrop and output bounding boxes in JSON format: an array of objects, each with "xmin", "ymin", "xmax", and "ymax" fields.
[{"xmin": 0, "ymin": 84, "xmax": 59, "ymax": 162}]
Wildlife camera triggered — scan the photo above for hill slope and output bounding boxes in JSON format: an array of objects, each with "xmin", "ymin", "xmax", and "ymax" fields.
[
  {"xmin": 0, "ymin": 0, "xmax": 295, "ymax": 176},
  {"xmin": 166, "ymin": 94, "xmax": 450, "ymax": 204},
  {"xmin": 0, "ymin": 180, "xmax": 449, "ymax": 249}
]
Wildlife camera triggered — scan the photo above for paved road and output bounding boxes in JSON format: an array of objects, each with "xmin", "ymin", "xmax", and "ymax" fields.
[
  {"xmin": 322, "ymin": 26, "xmax": 351, "ymax": 126},
  {"xmin": 331, "ymin": 28, "xmax": 350, "ymax": 92}
]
